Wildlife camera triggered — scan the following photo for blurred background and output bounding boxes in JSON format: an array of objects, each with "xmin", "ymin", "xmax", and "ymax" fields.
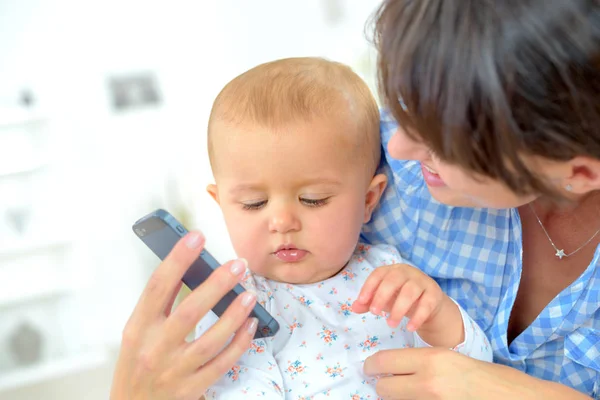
[{"xmin": 0, "ymin": 1, "xmax": 381, "ymax": 398}]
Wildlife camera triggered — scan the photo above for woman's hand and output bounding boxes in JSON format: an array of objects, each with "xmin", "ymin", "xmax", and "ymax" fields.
[
  {"xmin": 110, "ymin": 231, "xmax": 258, "ymax": 400},
  {"xmin": 363, "ymin": 347, "xmax": 590, "ymax": 400}
]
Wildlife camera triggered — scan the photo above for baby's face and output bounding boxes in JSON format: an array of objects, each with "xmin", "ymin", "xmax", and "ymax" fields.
[{"xmin": 209, "ymin": 118, "xmax": 379, "ymax": 284}]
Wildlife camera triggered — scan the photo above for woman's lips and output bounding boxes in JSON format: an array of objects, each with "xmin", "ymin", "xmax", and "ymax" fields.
[{"xmin": 421, "ymin": 163, "xmax": 446, "ymax": 187}]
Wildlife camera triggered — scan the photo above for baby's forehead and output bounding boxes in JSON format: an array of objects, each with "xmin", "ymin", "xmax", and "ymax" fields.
[
  {"xmin": 214, "ymin": 119, "xmax": 368, "ymax": 167},
  {"xmin": 211, "ymin": 119, "xmax": 369, "ymax": 179},
  {"xmin": 212, "ymin": 116, "xmax": 362, "ymax": 146},
  {"xmin": 209, "ymin": 109, "xmax": 380, "ymax": 181}
]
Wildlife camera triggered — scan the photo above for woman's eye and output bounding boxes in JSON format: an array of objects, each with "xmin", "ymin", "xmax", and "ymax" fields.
[
  {"xmin": 242, "ymin": 200, "xmax": 267, "ymax": 210},
  {"xmin": 300, "ymin": 197, "xmax": 330, "ymax": 208}
]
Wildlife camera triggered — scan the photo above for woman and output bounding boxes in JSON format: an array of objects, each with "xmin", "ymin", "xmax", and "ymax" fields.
[
  {"xmin": 110, "ymin": 0, "xmax": 600, "ymax": 398},
  {"xmin": 359, "ymin": 0, "xmax": 599, "ymax": 398}
]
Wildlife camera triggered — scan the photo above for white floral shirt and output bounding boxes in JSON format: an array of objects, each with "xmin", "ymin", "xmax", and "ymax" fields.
[{"xmin": 197, "ymin": 243, "xmax": 492, "ymax": 399}]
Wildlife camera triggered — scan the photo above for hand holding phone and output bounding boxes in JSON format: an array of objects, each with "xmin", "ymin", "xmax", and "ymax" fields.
[
  {"xmin": 112, "ymin": 221, "xmax": 258, "ymax": 400},
  {"xmin": 132, "ymin": 209, "xmax": 280, "ymax": 339}
]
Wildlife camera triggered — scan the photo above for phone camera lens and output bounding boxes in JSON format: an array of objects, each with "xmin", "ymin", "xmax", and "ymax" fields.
[{"xmin": 136, "ymin": 228, "xmax": 146, "ymax": 237}]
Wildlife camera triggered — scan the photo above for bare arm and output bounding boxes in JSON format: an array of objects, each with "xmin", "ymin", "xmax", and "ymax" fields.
[
  {"xmin": 487, "ymin": 362, "xmax": 591, "ymax": 399},
  {"xmin": 364, "ymin": 347, "xmax": 591, "ymax": 400}
]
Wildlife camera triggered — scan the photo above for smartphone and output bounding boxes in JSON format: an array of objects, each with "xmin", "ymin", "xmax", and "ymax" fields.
[{"xmin": 132, "ymin": 209, "xmax": 280, "ymax": 339}]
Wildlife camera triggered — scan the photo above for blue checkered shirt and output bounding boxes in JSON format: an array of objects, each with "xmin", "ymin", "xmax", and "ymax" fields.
[{"xmin": 361, "ymin": 112, "xmax": 600, "ymax": 398}]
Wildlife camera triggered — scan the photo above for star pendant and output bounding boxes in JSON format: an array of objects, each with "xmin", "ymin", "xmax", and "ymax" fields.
[{"xmin": 555, "ymin": 249, "xmax": 566, "ymax": 259}]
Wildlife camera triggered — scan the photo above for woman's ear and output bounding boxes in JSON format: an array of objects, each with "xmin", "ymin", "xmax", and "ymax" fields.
[
  {"xmin": 562, "ymin": 156, "xmax": 600, "ymax": 194},
  {"xmin": 206, "ymin": 184, "xmax": 220, "ymax": 204},
  {"xmin": 364, "ymin": 173, "xmax": 388, "ymax": 223}
]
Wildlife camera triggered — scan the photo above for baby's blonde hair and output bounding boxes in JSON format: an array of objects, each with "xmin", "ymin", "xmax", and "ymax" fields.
[{"xmin": 208, "ymin": 57, "xmax": 381, "ymax": 175}]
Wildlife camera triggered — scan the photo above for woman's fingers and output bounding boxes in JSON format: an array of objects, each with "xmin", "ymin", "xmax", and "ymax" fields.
[
  {"xmin": 164, "ymin": 281, "xmax": 184, "ymax": 317},
  {"xmin": 132, "ymin": 232, "xmax": 206, "ymax": 326},
  {"xmin": 181, "ymin": 290, "xmax": 257, "ymax": 371},
  {"xmin": 364, "ymin": 348, "xmax": 421, "ymax": 376},
  {"xmin": 112, "ymin": 230, "xmax": 260, "ymax": 400},
  {"xmin": 375, "ymin": 374, "xmax": 420, "ymax": 400},
  {"xmin": 188, "ymin": 318, "xmax": 258, "ymax": 397},
  {"xmin": 164, "ymin": 258, "xmax": 248, "ymax": 346},
  {"xmin": 365, "ymin": 348, "xmax": 464, "ymax": 400}
]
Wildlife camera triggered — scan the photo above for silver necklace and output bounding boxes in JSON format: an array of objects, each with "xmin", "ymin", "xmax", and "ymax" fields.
[{"xmin": 528, "ymin": 204, "xmax": 600, "ymax": 260}]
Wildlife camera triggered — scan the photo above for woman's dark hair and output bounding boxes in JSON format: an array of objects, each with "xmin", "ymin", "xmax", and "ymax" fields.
[{"xmin": 373, "ymin": 0, "xmax": 600, "ymax": 196}]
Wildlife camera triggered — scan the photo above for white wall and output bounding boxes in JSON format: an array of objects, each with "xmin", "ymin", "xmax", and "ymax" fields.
[{"xmin": 0, "ymin": 1, "xmax": 381, "ymax": 398}]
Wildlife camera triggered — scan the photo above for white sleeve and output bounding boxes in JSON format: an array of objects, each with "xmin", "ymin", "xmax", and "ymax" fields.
[{"xmin": 412, "ymin": 299, "xmax": 493, "ymax": 362}]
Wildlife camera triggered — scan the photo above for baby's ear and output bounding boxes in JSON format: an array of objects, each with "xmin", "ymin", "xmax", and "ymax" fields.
[
  {"xmin": 364, "ymin": 174, "xmax": 387, "ymax": 223},
  {"xmin": 206, "ymin": 184, "xmax": 220, "ymax": 204}
]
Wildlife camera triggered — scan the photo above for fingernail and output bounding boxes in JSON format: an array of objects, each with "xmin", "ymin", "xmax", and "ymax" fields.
[
  {"xmin": 185, "ymin": 232, "xmax": 204, "ymax": 249},
  {"xmin": 246, "ymin": 317, "xmax": 258, "ymax": 334},
  {"xmin": 230, "ymin": 258, "xmax": 247, "ymax": 276},
  {"xmin": 370, "ymin": 306, "xmax": 378, "ymax": 315},
  {"xmin": 241, "ymin": 291, "xmax": 256, "ymax": 307}
]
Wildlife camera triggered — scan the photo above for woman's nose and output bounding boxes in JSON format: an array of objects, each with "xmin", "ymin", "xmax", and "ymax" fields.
[{"xmin": 387, "ymin": 127, "xmax": 431, "ymax": 161}]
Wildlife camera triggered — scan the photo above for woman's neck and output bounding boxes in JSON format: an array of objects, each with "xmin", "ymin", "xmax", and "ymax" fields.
[{"xmin": 531, "ymin": 190, "xmax": 600, "ymax": 222}]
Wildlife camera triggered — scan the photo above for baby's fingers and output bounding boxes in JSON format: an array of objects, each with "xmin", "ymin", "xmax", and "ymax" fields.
[
  {"xmin": 368, "ymin": 273, "xmax": 411, "ymax": 317},
  {"xmin": 406, "ymin": 290, "xmax": 438, "ymax": 332},
  {"xmin": 351, "ymin": 268, "xmax": 387, "ymax": 313},
  {"xmin": 387, "ymin": 281, "xmax": 424, "ymax": 327}
]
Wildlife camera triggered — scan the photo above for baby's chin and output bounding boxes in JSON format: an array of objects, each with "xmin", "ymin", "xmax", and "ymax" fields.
[
  {"xmin": 254, "ymin": 266, "xmax": 344, "ymax": 285},
  {"xmin": 258, "ymin": 272, "xmax": 321, "ymax": 285}
]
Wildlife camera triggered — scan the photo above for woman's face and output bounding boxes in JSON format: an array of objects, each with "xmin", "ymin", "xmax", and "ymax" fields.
[{"xmin": 387, "ymin": 126, "xmax": 570, "ymax": 209}]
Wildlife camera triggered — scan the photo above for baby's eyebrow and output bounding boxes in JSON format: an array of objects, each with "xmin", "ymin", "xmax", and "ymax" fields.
[
  {"xmin": 296, "ymin": 177, "xmax": 342, "ymax": 187},
  {"xmin": 229, "ymin": 184, "xmax": 264, "ymax": 195},
  {"xmin": 229, "ymin": 179, "xmax": 342, "ymax": 195}
]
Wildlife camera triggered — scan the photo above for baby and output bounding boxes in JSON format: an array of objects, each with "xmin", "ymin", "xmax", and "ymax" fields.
[{"xmin": 198, "ymin": 57, "xmax": 492, "ymax": 399}]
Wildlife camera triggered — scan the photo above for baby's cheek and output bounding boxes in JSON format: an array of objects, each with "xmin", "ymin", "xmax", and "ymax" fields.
[
  {"xmin": 318, "ymin": 208, "xmax": 362, "ymax": 260},
  {"xmin": 223, "ymin": 222, "xmax": 254, "ymax": 257},
  {"xmin": 231, "ymin": 235, "xmax": 255, "ymax": 259}
]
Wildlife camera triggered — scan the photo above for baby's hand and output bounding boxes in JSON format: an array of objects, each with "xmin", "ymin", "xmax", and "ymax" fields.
[{"xmin": 352, "ymin": 263, "xmax": 446, "ymax": 332}]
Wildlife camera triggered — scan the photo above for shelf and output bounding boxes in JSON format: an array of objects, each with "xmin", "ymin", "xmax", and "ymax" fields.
[
  {"xmin": 0, "ymin": 349, "xmax": 108, "ymax": 393},
  {"xmin": 0, "ymin": 108, "xmax": 46, "ymax": 130},
  {"xmin": 0, "ymin": 237, "xmax": 73, "ymax": 258},
  {"xmin": 0, "ymin": 158, "xmax": 48, "ymax": 178},
  {"xmin": 0, "ymin": 281, "xmax": 73, "ymax": 309}
]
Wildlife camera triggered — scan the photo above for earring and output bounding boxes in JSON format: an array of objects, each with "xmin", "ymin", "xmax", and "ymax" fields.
[{"xmin": 565, "ymin": 184, "xmax": 573, "ymax": 192}]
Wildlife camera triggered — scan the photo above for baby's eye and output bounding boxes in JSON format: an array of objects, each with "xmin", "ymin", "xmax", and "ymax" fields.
[
  {"xmin": 300, "ymin": 197, "xmax": 330, "ymax": 208},
  {"xmin": 242, "ymin": 200, "xmax": 267, "ymax": 210}
]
